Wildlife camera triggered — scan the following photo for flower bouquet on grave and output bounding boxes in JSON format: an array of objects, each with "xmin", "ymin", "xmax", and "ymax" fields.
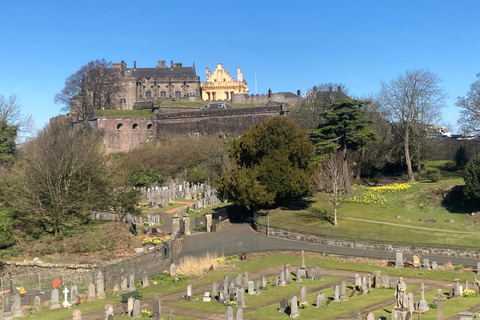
[
  {"xmin": 299, "ymin": 302, "xmax": 308, "ymax": 309},
  {"xmin": 463, "ymin": 289, "xmax": 476, "ymax": 297},
  {"xmin": 141, "ymin": 309, "xmax": 152, "ymax": 317},
  {"xmin": 223, "ymin": 300, "xmax": 236, "ymax": 307}
]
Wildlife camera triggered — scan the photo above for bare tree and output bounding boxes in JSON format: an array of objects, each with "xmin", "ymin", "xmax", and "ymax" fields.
[
  {"xmin": 318, "ymin": 153, "xmax": 347, "ymax": 226},
  {"xmin": 457, "ymin": 69, "xmax": 480, "ymax": 134},
  {"xmin": 0, "ymin": 94, "xmax": 34, "ymax": 142},
  {"xmin": 378, "ymin": 69, "xmax": 445, "ymax": 182},
  {"xmin": 54, "ymin": 59, "xmax": 120, "ymax": 120}
]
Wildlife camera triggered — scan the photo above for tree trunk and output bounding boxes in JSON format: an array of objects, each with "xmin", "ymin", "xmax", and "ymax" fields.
[
  {"xmin": 404, "ymin": 125, "xmax": 415, "ymax": 182},
  {"xmin": 355, "ymin": 148, "xmax": 365, "ymax": 180},
  {"xmin": 342, "ymin": 143, "xmax": 352, "ymax": 194},
  {"xmin": 334, "ymin": 205, "xmax": 338, "ymax": 226}
]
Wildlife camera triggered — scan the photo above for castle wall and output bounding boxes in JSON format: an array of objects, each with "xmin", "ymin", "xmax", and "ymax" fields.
[{"xmin": 232, "ymin": 93, "xmax": 301, "ymax": 104}]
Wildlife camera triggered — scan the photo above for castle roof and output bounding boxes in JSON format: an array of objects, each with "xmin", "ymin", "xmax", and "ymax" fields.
[{"xmin": 129, "ymin": 67, "xmax": 199, "ymax": 80}]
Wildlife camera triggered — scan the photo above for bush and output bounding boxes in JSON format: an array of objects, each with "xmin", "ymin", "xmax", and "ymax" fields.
[
  {"xmin": 455, "ymin": 264, "xmax": 464, "ymax": 270},
  {"xmin": 455, "ymin": 146, "xmax": 469, "ymax": 169},
  {"xmin": 426, "ymin": 168, "xmax": 441, "ymax": 182},
  {"xmin": 0, "ymin": 210, "xmax": 15, "ymax": 249},
  {"xmin": 429, "ymin": 302, "xmax": 438, "ymax": 309},
  {"xmin": 464, "ymin": 154, "xmax": 480, "ymax": 205}
]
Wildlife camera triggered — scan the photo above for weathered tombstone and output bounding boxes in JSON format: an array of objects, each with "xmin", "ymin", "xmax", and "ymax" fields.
[
  {"xmin": 121, "ymin": 277, "xmax": 128, "ymax": 292},
  {"xmin": 334, "ymin": 284, "xmax": 340, "ymax": 301},
  {"xmin": 315, "ymin": 293, "xmax": 324, "ymax": 307},
  {"xmin": 382, "ymin": 274, "xmax": 389, "ymax": 288},
  {"xmin": 315, "ymin": 264, "xmax": 322, "ymax": 281},
  {"xmin": 212, "ymin": 282, "xmax": 218, "ymax": 299},
  {"xmin": 132, "ymin": 299, "xmax": 141, "ymax": 319},
  {"xmin": 236, "ymin": 286, "xmax": 245, "ymax": 307},
  {"xmin": 390, "ymin": 280, "xmax": 397, "ymax": 289},
  {"xmin": 423, "ymin": 259, "xmax": 429, "ymax": 270},
  {"xmin": 51, "ymin": 288, "xmax": 61, "ymax": 309},
  {"xmin": 12, "ymin": 293, "xmax": 23, "ymax": 317},
  {"xmin": 236, "ymin": 308, "xmax": 244, "ymax": 320},
  {"xmin": 306, "ymin": 267, "xmax": 313, "ymax": 280},
  {"xmin": 412, "ymin": 254, "xmax": 421, "ymax": 268},
  {"xmin": 367, "ymin": 274, "xmax": 372, "ymax": 289},
  {"xmin": 460, "ymin": 285, "xmax": 464, "ymax": 296},
  {"xmin": 183, "ymin": 213, "xmax": 191, "ymax": 235},
  {"xmin": 290, "ymin": 295, "xmax": 299, "ymax": 318},
  {"xmin": 432, "ymin": 261, "xmax": 438, "ymax": 270},
  {"xmin": 458, "ymin": 311, "xmax": 474, "ymax": 320},
  {"xmin": 33, "ymin": 295, "xmax": 41, "ymax": 312},
  {"xmin": 105, "ymin": 304, "xmax": 114, "ymax": 319},
  {"xmin": 454, "ymin": 279, "xmax": 461, "ymax": 298},
  {"xmin": 280, "ymin": 270, "xmax": 286, "ymax": 286},
  {"xmin": 70, "ymin": 285, "xmax": 78, "ymax": 303},
  {"xmin": 142, "ymin": 273, "xmax": 149, "ymax": 288},
  {"xmin": 355, "ymin": 273, "xmax": 361, "ymax": 289},
  {"xmin": 407, "ymin": 292, "xmax": 414, "ymax": 311},
  {"xmin": 226, "ymin": 306, "xmax": 234, "ymax": 320},
  {"xmin": 72, "ymin": 309, "xmax": 82, "ymax": 320},
  {"xmin": 366, "ymin": 313, "xmax": 375, "ymax": 320},
  {"xmin": 261, "ymin": 274, "xmax": 267, "ymax": 290},
  {"xmin": 97, "ymin": 277, "xmax": 105, "ymax": 300},
  {"xmin": 127, "ymin": 297, "xmax": 134, "ymax": 316},
  {"xmin": 236, "ymin": 274, "xmax": 243, "ymax": 287},
  {"xmin": 168, "ymin": 310, "xmax": 175, "ymax": 320},
  {"xmin": 107, "ymin": 314, "xmax": 113, "ymax": 320},
  {"xmin": 248, "ymin": 281, "xmax": 255, "ymax": 295},
  {"xmin": 185, "ymin": 284, "xmax": 192, "ymax": 301},
  {"xmin": 169, "ymin": 263, "xmax": 177, "ymax": 278},
  {"xmin": 218, "ymin": 289, "xmax": 225, "ymax": 304},
  {"xmin": 129, "ymin": 274, "xmax": 135, "ymax": 292},
  {"xmin": 152, "ymin": 296, "xmax": 162, "ymax": 320},
  {"xmin": 477, "ymin": 262, "xmax": 480, "ymax": 275},
  {"xmin": 373, "ymin": 271, "xmax": 382, "ymax": 288},
  {"xmin": 203, "ymin": 291, "xmax": 211, "ymax": 302},
  {"xmin": 243, "ymin": 272, "xmax": 249, "ymax": 288},
  {"xmin": 362, "ymin": 276, "xmax": 368, "ymax": 293},
  {"xmin": 300, "ymin": 286, "xmax": 307, "ymax": 303},
  {"xmin": 434, "ymin": 289, "xmax": 446, "ymax": 320},
  {"xmin": 296, "ymin": 268, "xmax": 302, "ymax": 282},
  {"xmin": 256, "ymin": 281, "xmax": 261, "ymax": 294},
  {"xmin": 279, "ymin": 299, "xmax": 287, "ymax": 312},
  {"xmin": 395, "ymin": 251, "xmax": 403, "ymax": 268},
  {"xmin": 228, "ymin": 281, "xmax": 235, "ymax": 295},
  {"xmin": 340, "ymin": 280, "xmax": 348, "ymax": 300},
  {"xmin": 275, "ymin": 277, "xmax": 280, "ymax": 286},
  {"xmin": 465, "ymin": 279, "xmax": 469, "ymax": 290},
  {"xmin": 285, "ymin": 263, "xmax": 291, "ymax": 283}
]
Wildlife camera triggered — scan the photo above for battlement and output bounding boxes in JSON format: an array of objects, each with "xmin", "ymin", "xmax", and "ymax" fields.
[{"xmin": 232, "ymin": 91, "xmax": 301, "ymax": 104}]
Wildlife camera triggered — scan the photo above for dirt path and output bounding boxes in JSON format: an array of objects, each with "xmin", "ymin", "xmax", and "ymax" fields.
[{"xmin": 165, "ymin": 201, "xmax": 197, "ymax": 214}]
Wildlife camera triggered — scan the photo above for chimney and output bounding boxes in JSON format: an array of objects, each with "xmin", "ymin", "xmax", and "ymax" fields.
[
  {"xmin": 156, "ymin": 60, "xmax": 166, "ymax": 68},
  {"xmin": 338, "ymin": 86, "xmax": 342, "ymax": 92},
  {"xmin": 297, "ymin": 90, "xmax": 301, "ymax": 96},
  {"xmin": 237, "ymin": 67, "xmax": 243, "ymax": 82},
  {"xmin": 134, "ymin": 60, "xmax": 136, "ymax": 69},
  {"xmin": 171, "ymin": 60, "xmax": 174, "ymax": 68}
]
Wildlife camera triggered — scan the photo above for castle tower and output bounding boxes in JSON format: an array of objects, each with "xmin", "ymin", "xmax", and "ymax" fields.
[{"xmin": 201, "ymin": 63, "xmax": 249, "ymax": 101}]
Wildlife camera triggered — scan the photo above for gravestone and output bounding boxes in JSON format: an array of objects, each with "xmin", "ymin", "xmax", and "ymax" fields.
[
  {"xmin": 62, "ymin": 287, "xmax": 71, "ymax": 308},
  {"xmin": 152, "ymin": 296, "xmax": 162, "ymax": 320},
  {"xmin": 228, "ymin": 282, "xmax": 235, "ymax": 295},
  {"xmin": 465, "ymin": 279, "xmax": 469, "ymax": 290},
  {"xmin": 105, "ymin": 304, "xmax": 114, "ymax": 319},
  {"xmin": 279, "ymin": 299, "xmax": 287, "ymax": 312},
  {"xmin": 218, "ymin": 289, "xmax": 225, "ymax": 304},
  {"xmin": 12, "ymin": 294, "xmax": 23, "ymax": 317},
  {"xmin": 340, "ymin": 280, "xmax": 348, "ymax": 300},
  {"xmin": 366, "ymin": 313, "xmax": 375, "ymax": 320},
  {"xmin": 226, "ymin": 306, "xmax": 234, "ymax": 320},
  {"xmin": 212, "ymin": 282, "xmax": 218, "ymax": 299},
  {"xmin": 433, "ymin": 289, "xmax": 446, "ymax": 320},
  {"xmin": 395, "ymin": 251, "xmax": 403, "ymax": 268},
  {"xmin": 129, "ymin": 274, "xmax": 135, "ymax": 291},
  {"xmin": 168, "ymin": 310, "xmax": 175, "ymax": 320},
  {"xmin": 432, "ymin": 261, "xmax": 438, "ymax": 270},
  {"xmin": 108, "ymin": 314, "xmax": 113, "ymax": 320},
  {"xmin": 237, "ymin": 274, "xmax": 243, "ymax": 287},
  {"xmin": 243, "ymin": 272, "xmax": 249, "ymax": 288},
  {"xmin": 248, "ymin": 281, "xmax": 255, "ymax": 295},
  {"xmin": 261, "ymin": 274, "xmax": 267, "ymax": 290},
  {"xmin": 300, "ymin": 286, "xmax": 307, "ymax": 303},
  {"xmin": 412, "ymin": 254, "xmax": 421, "ymax": 268},
  {"xmin": 280, "ymin": 270, "xmax": 286, "ymax": 286},
  {"xmin": 316, "ymin": 264, "xmax": 322, "ymax": 281},
  {"xmin": 203, "ymin": 291, "xmax": 211, "ymax": 302},
  {"xmin": 97, "ymin": 276, "xmax": 105, "ymax": 299},
  {"xmin": 458, "ymin": 311, "xmax": 474, "ymax": 320},
  {"xmin": 362, "ymin": 276, "xmax": 368, "ymax": 293},
  {"xmin": 143, "ymin": 273, "xmax": 149, "ymax": 288},
  {"xmin": 367, "ymin": 274, "xmax": 372, "ymax": 289},
  {"xmin": 296, "ymin": 268, "xmax": 302, "ymax": 282},
  {"xmin": 275, "ymin": 277, "xmax": 280, "ymax": 286},
  {"xmin": 237, "ymin": 286, "xmax": 245, "ymax": 307},
  {"xmin": 132, "ymin": 299, "xmax": 141, "ymax": 319},
  {"xmin": 423, "ymin": 259, "xmax": 429, "ymax": 270},
  {"xmin": 290, "ymin": 295, "xmax": 299, "ymax": 318},
  {"xmin": 382, "ymin": 274, "xmax": 389, "ymax": 288},
  {"xmin": 454, "ymin": 279, "xmax": 461, "ymax": 298},
  {"xmin": 418, "ymin": 283, "xmax": 429, "ymax": 312},
  {"xmin": 373, "ymin": 271, "xmax": 382, "ymax": 288},
  {"xmin": 407, "ymin": 292, "xmax": 414, "ymax": 311},
  {"xmin": 223, "ymin": 275, "xmax": 229, "ymax": 290},
  {"xmin": 71, "ymin": 285, "xmax": 78, "ymax": 303},
  {"xmin": 316, "ymin": 293, "xmax": 324, "ymax": 307},
  {"xmin": 121, "ymin": 277, "xmax": 128, "ymax": 292},
  {"xmin": 306, "ymin": 267, "xmax": 313, "ymax": 279},
  {"xmin": 72, "ymin": 309, "xmax": 82, "ymax": 320},
  {"xmin": 236, "ymin": 308, "xmax": 244, "ymax": 320},
  {"xmin": 285, "ymin": 263, "xmax": 291, "ymax": 283},
  {"xmin": 477, "ymin": 262, "xmax": 480, "ymax": 275},
  {"xmin": 33, "ymin": 295, "xmax": 41, "ymax": 311},
  {"xmin": 334, "ymin": 284, "xmax": 340, "ymax": 301},
  {"xmin": 127, "ymin": 297, "xmax": 134, "ymax": 317},
  {"xmin": 3, "ymin": 292, "xmax": 12, "ymax": 320},
  {"xmin": 51, "ymin": 288, "xmax": 60, "ymax": 309},
  {"xmin": 185, "ymin": 284, "xmax": 192, "ymax": 301},
  {"xmin": 256, "ymin": 281, "xmax": 261, "ymax": 294},
  {"xmin": 87, "ymin": 283, "xmax": 95, "ymax": 301},
  {"xmin": 169, "ymin": 263, "xmax": 177, "ymax": 277},
  {"xmin": 355, "ymin": 273, "xmax": 361, "ymax": 289}
]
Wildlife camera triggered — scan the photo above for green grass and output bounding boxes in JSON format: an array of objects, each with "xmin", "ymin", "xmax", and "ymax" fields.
[{"xmin": 95, "ymin": 109, "xmax": 154, "ymax": 117}]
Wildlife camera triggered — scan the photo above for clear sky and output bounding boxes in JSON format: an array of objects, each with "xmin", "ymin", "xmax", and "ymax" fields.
[{"xmin": 1, "ymin": 0, "xmax": 479, "ymax": 134}]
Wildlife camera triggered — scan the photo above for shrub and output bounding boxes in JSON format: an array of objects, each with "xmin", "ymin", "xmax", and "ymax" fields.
[
  {"xmin": 429, "ymin": 302, "xmax": 438, "ymax": 309},
  {"xmin": 426, "ymin": 168, "xmax": 441, "ymax": 182},
  {"xmin": 455, "ymin": 146, "xmax": 469, "ymax": 169},
  {"xmin": 455, "ymin": 264, "xmax": 464, "ymax": 270}
]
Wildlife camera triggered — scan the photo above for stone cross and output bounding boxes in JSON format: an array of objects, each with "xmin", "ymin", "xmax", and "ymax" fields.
[
  {"xmin": 418, "ymin": 283, "xmax": 429, "ymax": 312},
  {"xmin": 51, "ymin": 288, "xmax": 60, "ymax": 309},
  {"xmin": 290, "ymin": 295, "xmax": 299, "ymax": 317},
  {"xmin": 395, "ymin": 251, "xmax": 403, "ymax": 268},
  {"xmin": 62, "ymin": 287, "xmax": 71, "ymax": 308},
  {"xmin": 12, "ymin": 293, "xmax": 23, "ymax": 317},
  {"xmin": 300, "ymin": 286, "xmax": 307, "ymax": 303},
  {"xmin": 433, "ymin": 289, "xmax": 446, "ymax": 320}
]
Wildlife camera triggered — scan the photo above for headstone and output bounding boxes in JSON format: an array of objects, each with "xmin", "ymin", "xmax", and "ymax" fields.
[
  {"xmin": 152, "ymin": 296, "xmax": 162, "ymax": 320},
  {"xmin": 417, "ymin": 282, "xmax": 429, "ymax": 313},
  {"xmin": 63, "ymin": 287, "xmax": 71, "ymax": 307},
  {"xmin": 290, "ymin": 295, "xmax": 299, "ymax": 318},
  {"xmin": 236, "ymin": 274, "xmax": 243, "ymax": 287},
  {"xmin": 432, "ymin": 261, "xmax": 438, "ymax": 270},
  {"xmin": 315, "ymin": 293, "xmax": 324, "ymax": 307},
  {"xmin": 433, "ymin": 289, "xmax": 446, "ymax": 320},
  {"xmin": 296, "ymin": 268, "xmax": 302, "ymax": 282},
  {"xmin": 412, "ymin": 254, "xmax": 421, "ymax": 268},
  {"xmin": 460, "ymin": 285, "xmax": 464, "ymax": 296},
  {"xmin": 390, "ymin": 280, "xmax": 397, "ymax": 289},
  {"xmin": 300, "ymin": 286, "xmax": 307, "ymax": 303},
  {"xmin": 366, "ymin": 313, "xmax": 375, "ymax": 320},
  {"xmin": 373, "ymin": 271, "xmax": 382, "ymax": 288},
  {"xmin": 203, "ymin": 291, "xmax": 211, "ymax": 302},
  {"xmin": 132, "ymin": 299, "xmax": 141, "ymax": 319},
  {"xmin": 477, "ymin": 262, "xmax": 480, "ymax": 275},
  {"xmin": 382, "ymin": 274, "xmax": 389, "ymax": 288},
  {"xmin": 407, "ymin": 292, "xmax": 414, "ymax": 311},
  {"xmin": 97, "ymin": 276, "xmax": 105, "ymax": 300},
  {"xmin": 362, "ymin": 276, "xmax": 368, "ymax": 293},
  {"xmin": 226, "ymin": 306, "xmax": 234, "ymax": 320},
  {"xmin": 395, "ymin": 251, "xmax": 403, "ymax": 268},
  {"xmin": 72, "ymin": 309, "xmax": 82, "ymax": 320},
  {"xmin": 3, "ymin": 292, "xmax": 12, "ymax": 320},
  {"xmin": 185, "ymin": 284, "xmax": 192, "ymax": 301},
  {"xmin": 129, "ymin": 274, "xmax": 135, "ymax": 291},
  {"xmin": 355, "ymin": 273, "xmax": 361, "ymax": 288},
  {"xmin": 279, "ymin": 299, "xmax": 287, "ymax": 312},
  {"xmin": 105, "ymin": 304, "xmax": 114, "ymax": 319},
  {"xmin": 127, "ymin": 297, "xmax": 134, "ymax": 316},
  {"xmin": 367, "ymin": 274, "xmax": 372, "ymax": 289},
  {"xmin": 306, "ymin": 267, "xmax": 313, "ymax": 279},
  {"xmin": 423, "ymin": 259, "xmax": 429, "ymax": 270},
  {"xmin": 121, "ymin": 277, "xmax": 128, "ymax": 292},
  {"xmin": 340, "ymin": 280, "xmax": 348, "ymax": 300},
  {"xmin": 301, "ymin": 250, "xmax": 306, "ymax": 268},
  {"xmin": 33, "ymin": 295, "xmax": 41, "ymax": 311},
  {"xmin": 248, "ymin": 281, "xmax": 255, "ymax": 295},
  {"xmin": 70, "ymin": 285, "xmax": 78, "ymax": 303},
  {"xmin": 243, "ymin": 272, "xmax": 249, "ymax": 288},
  {"xmin": 229, "ymin": 282, "xmax": 235, "ymax": 295},
  {"xmin": 261, "ymin": 274, "xmax": 267, "ymax": 290},
  {"xmin": 316, "ymin": 264, "xmax": 322, "ymax": 281},
  {"xmin": 256, "ymin": 281, "xmax": 261, "ymax": 294},
  {"xmin": 218, "ymin": 289, "xmax": 225, "ymax": 304},
  {"xmin": 169, "ymin": 263, "xmax": 176, "ymax": 277},
  {"xmin": 275, "ymin": 277, "xmax": 280, "ymax": 286},
  {"xmin": 236, "ymin": 286, "xmax": 245, "ymax": 307},
  {"xmin": 465, "ymin": 279, "xmax": 469, "ymax": 291},
  {"xmin": 454, "ymin": 279, "xmax": 461, "ymax": 298},
  {"xmin": 12, "ymin": 293, "xmax": 23, "ymax": 317},
  {"xmin": 143, "ymin": 273, "xmax": 149, "ymax": 288},
  {"xmin": 285, "ymin": 263, "xmax": 291, "ymax": 283},
  {"xmin": 51, "ymin": 288, "xmax": 60, "ymax": 309},
  {"xmin": 212, "ymin": 282, "xmax": 218, "ymax": 299},
  {"xmin": 458, "ymin": 311, "xmax": 474, "ymax": 320},
  {"xmin": 280, "ymin": 270, "xmax": 286, "ymax": 286},
  {"xmin": 334, "ymin": 284, "xmax": 340, "ymax": 301},
  {"xmin": 236, "ymin": 308, "xmax": 243, "ymax": 320}
]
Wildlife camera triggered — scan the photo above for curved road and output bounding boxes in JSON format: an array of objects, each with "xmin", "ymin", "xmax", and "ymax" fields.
[{"xmin": 179, "ymin": 223, "xmax": 480, "ymax": 268}]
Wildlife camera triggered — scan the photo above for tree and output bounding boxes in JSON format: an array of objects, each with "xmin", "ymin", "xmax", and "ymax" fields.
[
  {"xmin": 318, "ymin": 154, "xmax": 347, "ymax": 226},
  {"xmin": 455, "ymin": 145, "xmax": 469, "ymax": 169},
  {"xmin": 54, "ymin": 59, "xmax": 119, "ymax": 120},
  {"xmin": 378, "ymin": 69, "xmax": 445, "ymax": 182},
  {"xmin": 215, "ymin": 117, "xmax": 313, "ymax": 209},
  {"xmin": 463, "ymin": 153, "xmax": 480, "ymax": 206},
  {"xmin": 6, "ymin": 118, "xmax": 125, "ymax": 235},
  {"xmin": 457, "ymin": 68, "xmax": 480, "ymax": 134},
  {"xmin": 0, "ymin": 120, "xmax": 17, "ymax": 165},
  {"xmin": 0, "ymin": 94, "xmax": 34, "ymax": 143},
  {"xmin": 309, "ymin": 99, "xmax": 379, "ymax": 193}
]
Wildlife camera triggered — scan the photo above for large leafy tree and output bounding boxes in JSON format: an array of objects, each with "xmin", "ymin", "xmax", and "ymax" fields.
[
  {"xmin": 457, "ymin": 67, "xmax": 480, "ymax": 134},
  {"xmin": 309, "ymin": 99, "xmax": 379, "ymax": 193},
  {"xmin": 216, "ymin": 116, "xmax": 313, "ymax": 209},
  {"xmin": 464, "ymin": 153, "xmax": 480, "ymax": 206}
]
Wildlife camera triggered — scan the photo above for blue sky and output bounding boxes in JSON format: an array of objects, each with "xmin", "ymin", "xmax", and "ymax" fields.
[{"xmin": 1, "ymin": 0, "xmax": 479, "ymax": 134}]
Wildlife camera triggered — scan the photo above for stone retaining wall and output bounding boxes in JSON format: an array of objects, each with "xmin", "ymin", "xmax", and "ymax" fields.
[{"xmin": 252, "ymin": 222, "xmax": 480, "ymax": 258}]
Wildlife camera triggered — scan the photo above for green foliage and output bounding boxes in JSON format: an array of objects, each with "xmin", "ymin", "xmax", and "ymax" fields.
[
  {"xmin": 129, "ymin": 168, "xmax": 163, "ymax": 187},
  {"xmin": 216, "ymin": 117, "xmax": 313, "ymax": 209},
  {"xmin": 0, "ymin": 209, "xmax": 15, "ymax": 249},
  {"xmin": 463, "ymin": 153, "xmax": 480, "ymax": 205},
  {"xmin": 187, "ymin": 167, "xmax": 205, "ymax": 184},
  {"xmin": 429, "ymin": 302, "xmax": 438, "ymax": 309},
  {"xmin": 455, "ymin": 264, "xmax": 464, "ymax": 270},
  {"xmin": 426, "ymin": 168, "xmax": 442, "ymax": 182},
  {"xmin": 455, "ymin": 146, "xmax": 469, "ymax": 169},
  {"xmin": 0, "ymin": 120, "xmax": 17, "ymax": 165}
]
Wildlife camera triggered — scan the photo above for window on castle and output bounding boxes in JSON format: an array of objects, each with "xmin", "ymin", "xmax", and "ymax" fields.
[
  {"xmin": 120, "ymin": 98, "xmax": 126, "ymax": 103},
  {"xmin": 146, "ymin": 91, "xmax": 152, "ymax": 99},
  {"xmin": 223, "ymin": 78, "xmax": 226, "ymax": 82},
  {"xmin": 175, "ymin": 91, "xmax": 181, "ymax": 99},
  {"xmin": 132, "ymin": 123, "xmax": 138, "ymax": 130},
  {"xmin": 188, "ymin": 91, "xmax": 196, "ymax": 97},
  {"xmin": 147, "ymin": 123, "xmax": 153, "ymax": 130},
  {"xmin": 160, "ymin": 91, "xmax": 166, "ymax": 98},
  {"xmin": 146, "ymin": 78, "xmax": 151, "ymax": 83},
  {"xmin": 117, "ymin": 123, "xmax": 123, "ymax": 130}
]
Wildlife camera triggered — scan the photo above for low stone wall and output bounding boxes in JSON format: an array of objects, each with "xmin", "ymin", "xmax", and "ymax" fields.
[
  {"xmin": 252, "ymin": 222, "xmax": 480, "ymax": 259},
  {"xmin": 214, "ymin": 219, "xmax": 230, "ymax": 232}
]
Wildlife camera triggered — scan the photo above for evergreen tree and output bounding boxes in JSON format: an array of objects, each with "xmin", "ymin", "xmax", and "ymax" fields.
[{"xmin": 0, "ymin": 120, "xmax": 18, "ymax": 165}]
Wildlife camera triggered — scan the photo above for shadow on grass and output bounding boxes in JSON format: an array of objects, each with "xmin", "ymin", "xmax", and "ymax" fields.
[
  {"xmin": 280, "ymin": 198, "xmax": 315, "ymax": 211},
  {"xmin": 441, "ymin": 185, "xmax": 475, "ymax": 214},
  {"xmin": 296, "ymin": 210, "xmax": 335, "ymax": 226}
]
